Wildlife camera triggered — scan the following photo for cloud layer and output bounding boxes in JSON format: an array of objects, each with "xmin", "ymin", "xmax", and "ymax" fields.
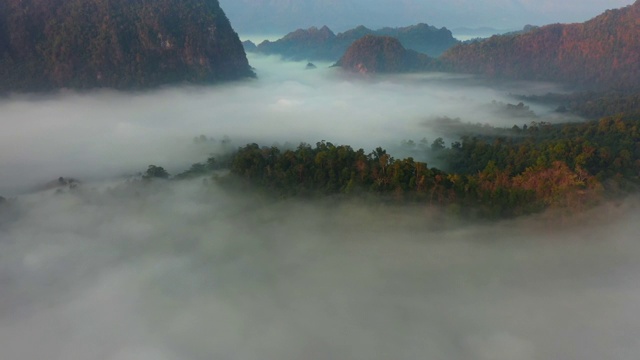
[
  {"xmin": 0, "ymin": 54, "xmax": 573, "ymax": 195},
  {"xmin": 1, "ymin": 179, "xmax": 640, "ymax": 360}
]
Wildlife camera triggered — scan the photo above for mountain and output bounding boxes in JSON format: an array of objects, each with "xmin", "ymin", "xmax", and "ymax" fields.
[
  {"xmin": 242, "ymin": 40, "xmax": 258, "ymax": 52},
  {"xmin": 335, "ymin": 35, "xmax": 437, "ymax": 74},
  {"xmin": 0, "ymin": 0, "xmax": 253, "ymax": 92},
  {"xmin": 441, "ymin": 1, "xmax": 640, "ymax": 90},
  {"xmin": 254, "ymin": 24, "xmax": 458, "ymax": 61},
  {"xmin": 375, "ymin": 24, "xmax": 459, "ymax": 56},
  {"xmin": 256, "ymin": 25, "xmax": 339, "ymax": 61}
]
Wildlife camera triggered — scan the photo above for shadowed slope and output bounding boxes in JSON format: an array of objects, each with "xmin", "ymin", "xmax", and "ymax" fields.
[
  {"xmin": 0, "ymin": 0, "xmax": 254, "ymax": 92},
  {"xmin": 335, "ymin": 35, "xmax": 437, "ymax": 73},
  {"xmin": 441, "ymin": 1, "xmax": 640, "ymax": 90}
]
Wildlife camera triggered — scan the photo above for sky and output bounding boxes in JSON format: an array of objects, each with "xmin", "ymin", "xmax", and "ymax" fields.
[{"xmin": 219, "ymin": 0, "xmax": 637, "ymax": 34}]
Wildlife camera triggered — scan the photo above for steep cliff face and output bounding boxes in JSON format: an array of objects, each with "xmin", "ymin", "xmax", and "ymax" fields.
[
  {"xmin": 0, "ymin": 0, "xmax": 253, "ymax": 92},
  {"xmin": 335, "ymin": 35, "xmax": 436, "ymax": 74},
  {"xmin": 441, "ymin": 1, "xmax": 640, "ymax": 90},
  {"xmin": 0, "ymin": 2, "xmax": 7, "ymax": 54}
]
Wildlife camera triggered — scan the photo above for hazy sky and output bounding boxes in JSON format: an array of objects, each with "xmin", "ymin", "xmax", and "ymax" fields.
[{"xmin": 219, "ymin": 0, "xmax": 637, "ymax": 34}]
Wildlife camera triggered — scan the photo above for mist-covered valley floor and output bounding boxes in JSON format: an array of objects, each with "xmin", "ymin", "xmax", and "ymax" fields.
[
  {"xmin": 0, "ymin": 54, "xmax": 579, "ymax": 195},
  {"xmin": 1, "ymin": 55, "xmax": 638, "ymax": 360}
]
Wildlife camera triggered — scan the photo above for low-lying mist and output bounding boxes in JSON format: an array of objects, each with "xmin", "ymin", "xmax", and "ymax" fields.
[
  {"xmin": 0, "ymin": 54, "xmax": 577, "ymax": 195},
  {"xmin": 2, "ymin": 54, "xmax": 632, "ymax": 360},
  {"xmin": 1, "ymin": 179, "xmax": 639, "ymax": 360}
]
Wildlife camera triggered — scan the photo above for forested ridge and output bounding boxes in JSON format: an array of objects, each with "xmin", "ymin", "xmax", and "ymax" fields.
[
  {"xmin": 147, "ymin": 114, "xmax": 639, "ymax": 219},
  {"xmin": 335, "ymin": 35, "xmax": 436, "ymax": 74},
  {"xmin": 441, "ymin": 0, "xmax": 640, "ymax": 90},
  {"xmin": 0, "ymin": 0, "xmax": 253, "ymax": 92},
  {"xmin": 521, "ymin": 91, "xmax": 640, "ymax": 119}
]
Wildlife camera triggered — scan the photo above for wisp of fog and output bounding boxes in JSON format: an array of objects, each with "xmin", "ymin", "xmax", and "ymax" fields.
[
  {"xmin": 0, "ymin": 54, "xmax": 576, "ymax": 195},
  {"xmin": 1, "ymin": 54, "xmax": 635, "ymax": 360}
]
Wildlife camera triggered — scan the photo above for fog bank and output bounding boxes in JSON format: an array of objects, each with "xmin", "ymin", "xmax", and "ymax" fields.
[
  {"xmin": 0, "ymin": 54, "xmax": 575, "ymax": 195},
  {"xmin": 1, "ymin": 180, "xmax": 639, "ymax": 360}
]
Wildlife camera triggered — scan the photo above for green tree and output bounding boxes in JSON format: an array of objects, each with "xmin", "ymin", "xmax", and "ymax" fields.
[{"xmin": 144, "ymin": 165, "xmax": 170, "ymax": 179}]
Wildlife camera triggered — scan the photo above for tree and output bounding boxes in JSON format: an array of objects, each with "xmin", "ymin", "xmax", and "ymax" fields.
[
  {"xmin": 144, "ymin": 165, "xmax": 170, "ymax": 179},
  {"xmin": 431, "ymin": 137, "xmax": 445, "ymax": 152}
]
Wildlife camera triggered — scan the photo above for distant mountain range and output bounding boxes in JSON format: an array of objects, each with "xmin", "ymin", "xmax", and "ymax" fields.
[
  {"xmin": 441, "ymin": 0, "xmax": 640, "ymax": 90},
  {"xmin": 219, "ymin": 0, "xmax": 634, "ymax": 35},
  {"xmin": 0, "ymin": 0, "xmax": 253, "ymax": 92},
  {"xmin": 451, "ymin": 27, "xmax": 505, "ymax": 36},
  {"xmin": 335, "ymin": 35, "xmax": 436, "ymax": 74},
  {"xmin": 246, "ymin": 23, "xmax": 458, "ymax": 61},
  {"xmin": 334, "ymin": 1, "xmax": 640, "ymax": 91}
]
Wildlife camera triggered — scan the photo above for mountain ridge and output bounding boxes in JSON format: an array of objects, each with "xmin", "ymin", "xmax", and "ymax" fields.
[
  {"xmin": 335, "ymin": 35, "xmax": 437, "ymax": 74},
  {"xmin": 253, "ymin": 23, "xmax": 458, "ymax": 61},
  {"xmin": 220, "ymin": 0, "xmax": 634, "ymax": 35},
  {"xmin": 0, "ymin": 0, "xmax": 253, "ymax": 92},
  {"xmin": 440, "ymin": 0, "xmax": 640, "ymax": 90}
]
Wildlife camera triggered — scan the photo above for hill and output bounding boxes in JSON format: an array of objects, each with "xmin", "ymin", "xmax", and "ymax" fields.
[
  {"xmin": 254, "ymin": 24, "xmax": 458, "ymax": 61},
  {"xmin": 256, "ymin": 25, "xmax": 339, "ymax": 61},
  {"xmin": 335, "ymin": 35, "xmax": 437, "ymax": 74},
  {"xmin": 375, "ymin": 24, "xmax": 459, "ymax": 56},
  {"xmin": 218, "ymin": 113, "xmax": 640, "ymax": 218},
  {"xmin": 0, "ymin": 0, "xmax": 253, "ymax": 92},
  {"xmin": 441, "ymin": 1, "xmax": 640, "ymax": 90}
]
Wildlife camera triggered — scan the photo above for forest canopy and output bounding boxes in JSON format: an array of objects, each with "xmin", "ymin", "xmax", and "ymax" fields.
[{"xmin": 151, "ymin": 113, "xmax": 640, "ymax": 219}]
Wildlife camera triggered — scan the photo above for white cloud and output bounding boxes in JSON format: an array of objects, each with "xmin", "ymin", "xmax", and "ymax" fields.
[{"xmin": 1, "ymin": 179, "xmax": 640, "ymax": 359}]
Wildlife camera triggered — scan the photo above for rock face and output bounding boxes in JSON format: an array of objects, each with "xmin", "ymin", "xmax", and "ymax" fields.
[
  {"xmin": 335, "ymin": 35, "xmax": 436, "ymax": 74},
  {"xmin": 441, "ymin": 1, "xmax": 640, "ymax": 90},
  {"xmin": 255, "ymin": 23, "xmax": 458, "ymax": 61},
  {"xmin": 0, "ymin": 0, "xmax": 254, "ymax": 92}
]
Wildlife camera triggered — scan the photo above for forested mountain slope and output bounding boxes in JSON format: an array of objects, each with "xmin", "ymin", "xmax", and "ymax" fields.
[
  {"xmin": 0, "ymin": 0, "xmax": 253, "ymax": 92},
  {"xmin": 219, "ymin": 115, "xmax": 640, "ymax": 218},
  {"xmin": 335, "ymin": 35, "xmax": 436, "ymax": 73},
  {"xmin": 441, "ymin": 1, "xmax": 640, "ymax": 90}
]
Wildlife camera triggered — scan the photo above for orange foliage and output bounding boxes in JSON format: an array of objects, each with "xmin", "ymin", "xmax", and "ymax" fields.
[
  {"xmin": 441, "ymin": 2, "xmax": 640, "ymax": 90},
  {"xmin": 513, "ymin": 161, "xmax": 602, "ymax": 210}
]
